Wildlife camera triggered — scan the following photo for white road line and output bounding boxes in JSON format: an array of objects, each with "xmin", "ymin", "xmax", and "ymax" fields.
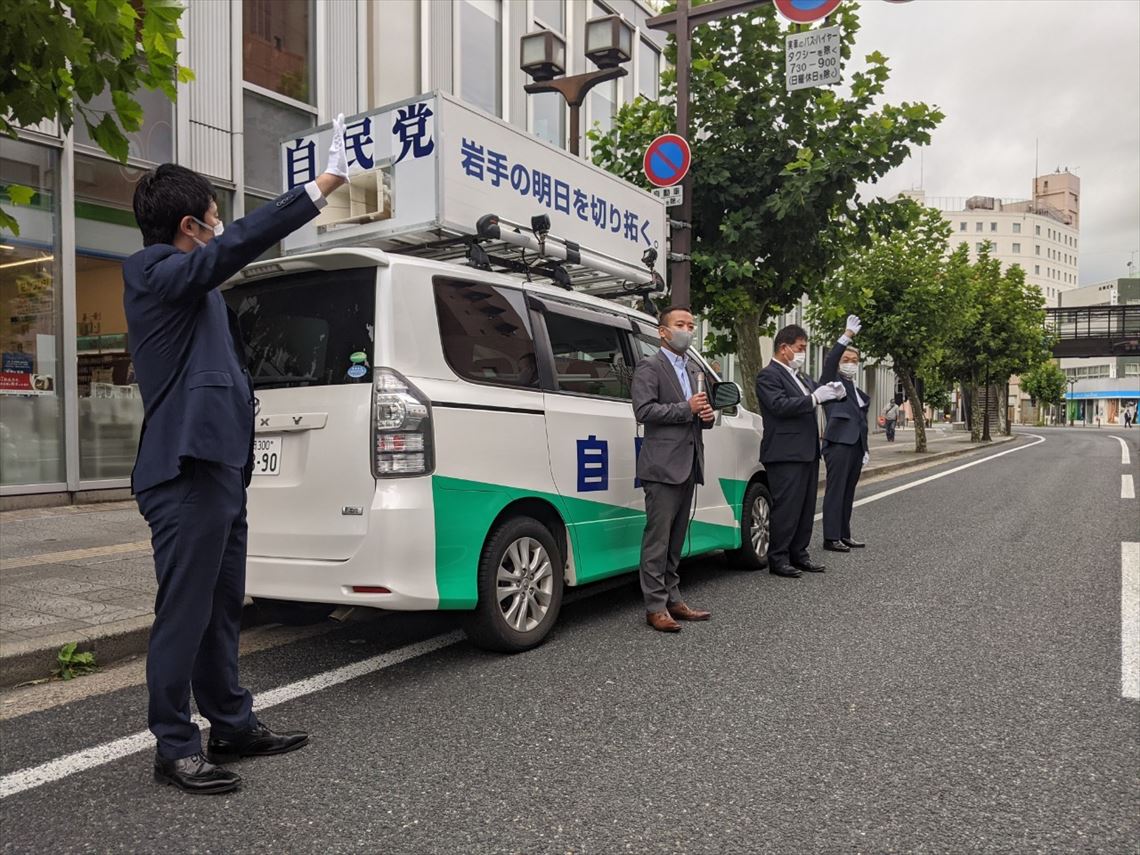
[
  {"xmin": 1112, "ymin": 435, "xmax": 1131, "ymax": 466},
  {"xmin": 1123, "ymin": 474, "xmax": 1136, "ymax": 500},
  {"xmin": 814, "ymin": 434, "xmax": 1047, "ymax": 522},
  {"xmin": 0, "ymin": 632, "xmax": 463, "ymax": 800},
  {"xmin": 1123, "ymin": 542, "xmax": 1140, "ymax": 700}
]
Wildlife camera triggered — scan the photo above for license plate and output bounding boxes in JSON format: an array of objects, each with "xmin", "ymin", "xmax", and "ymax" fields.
[{"xmin": 252, "ymin": 437, "xmax": 282, "ymax": 476}]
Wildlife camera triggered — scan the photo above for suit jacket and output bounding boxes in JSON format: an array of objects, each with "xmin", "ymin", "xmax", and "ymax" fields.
[
  {"xmin": 818, "ymin": 342, "xmax": 870, "ymax": 452},
  {"xmin": 632, "ymin": 349, "xmax": 713, "ymax": 486},
  {"xmin": 754, "ymin": 343, "xmax": 843, "ymax": 464},
  {"xmin": 124, "ymin": 186, "xmax": 321, "ymax": 493}
]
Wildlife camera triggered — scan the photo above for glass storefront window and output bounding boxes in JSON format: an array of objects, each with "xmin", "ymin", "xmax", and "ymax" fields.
[
  {"xmin": 0, "ymin": 140, "xmax": 64, "ymax": 487},
  {"xmin": 244, "ymin": 195, "xmax": 282, "ymax": 260},
  {"xmin": 243, "ymin": 0, "xmax": 314, "ymax": 104},
  {"xmin": 533, "ymin": 92, "xmax": 565, "ymax": 148},
  {"xmin": 73, "ymin": 156, "xmax": 147, "ymax": 481},
  {"xmin": 244, "ymin": 91, "xmax": 316, "ymax": 195},
  {"xmin": 639, "ymin": 41, "xmax": 660, "ymax": 100},
  {"xmin": 73, "ymin": 85, "xmax": 174, "ymax": 164},
  {"xmin": 459, "ymin": 0, "xmax": 502, "ymax": 117}
]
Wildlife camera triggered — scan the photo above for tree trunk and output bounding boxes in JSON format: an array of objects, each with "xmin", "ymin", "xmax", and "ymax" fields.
[
  {"xmin": 1002, "ymin": 381, "xmax": 1012, "ymax": 436},
  {"xmin": 898, "ymin": 369, "xmax": 927, "ymax": 453},
  {"xmin": 969, "ymin": 380, "xmax": 983, "ymax": 442},
  {"xmin": 732, "ymin": 306, "xmax": 766, "ymax": 413},
  {"xmin": 982, "ymin": 368, "xmax": 992, "ymax": 442},
  {"xmin": 962, "ymin": 385, "xmax": 973, "ymax": 432}
]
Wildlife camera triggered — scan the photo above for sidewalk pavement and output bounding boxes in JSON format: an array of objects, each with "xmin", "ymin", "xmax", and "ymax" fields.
[{"xmin": 0, "ymin": 427, "xmax": 1015, "ymax": 685}]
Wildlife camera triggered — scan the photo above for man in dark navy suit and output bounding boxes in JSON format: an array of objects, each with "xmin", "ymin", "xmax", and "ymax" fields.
[
  {"xmin": 125, "ymin": 116, "xmax": 348, "ymax": 794},
  {"xmin": 754, "ymin": 324, "xmax": 851, "ymax": 578},
  {"xmin": 819, "ymin": 317, "xmax": 870, "ymax": 553}
]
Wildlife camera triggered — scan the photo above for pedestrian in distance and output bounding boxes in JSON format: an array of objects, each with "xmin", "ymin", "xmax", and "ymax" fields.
[
  {"xmin": 754, "ymin": 324, "xmax": 848, "ymax": 578},
  {"xmin": 882, "ymin": 399, "xmax": 900, "ymax": 442},
  {"xmin": 819, "ymin": 316, "xmax": 870, "ymax": 554},
  {"xmin": 124, "ymin": 115, "xmax": 351, "ymax": 794},
  {"xmin": 632, "ymin": 306, "xmax": 715, "ymax": 633},
  {"xmin": 1125, "ymin": 408, "xmax": 1133, "ymax": 429}
]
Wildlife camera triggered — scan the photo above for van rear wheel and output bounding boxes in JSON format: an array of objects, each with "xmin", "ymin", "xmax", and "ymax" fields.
[
  {"xmin": 727, "ymin": 481, "xmax": 771, "ymax": 571},
  {"xmin": 464, "ymin": 516, "xmax": 564, "ymax": 653}
]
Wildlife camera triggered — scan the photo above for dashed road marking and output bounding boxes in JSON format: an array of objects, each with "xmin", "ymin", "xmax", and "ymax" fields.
[
  {"xmin": 1123, "ymin": 474, "xmax": 1135, "ymax": 500},
  {"xmin": 1122, "ymin": 542, "xmax": 1139, "ymax": 700},
  {"xmin": 1112, "ymin": 435, "xmax": 1131, "ymax": 466}
]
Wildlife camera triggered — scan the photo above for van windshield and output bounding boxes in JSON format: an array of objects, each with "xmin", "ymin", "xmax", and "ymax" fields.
[{"xmin": 224, "ymin": 267, "xmax": 376, "ymax": 390}]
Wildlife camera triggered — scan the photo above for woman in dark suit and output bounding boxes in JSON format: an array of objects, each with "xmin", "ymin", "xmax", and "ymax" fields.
[{"xmin": 820, "ymin": 335, "xmax": 871, "ymax": 554}]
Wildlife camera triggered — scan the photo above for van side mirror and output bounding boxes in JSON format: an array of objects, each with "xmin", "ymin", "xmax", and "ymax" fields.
[{"xmin": 711, "ymin": 380, "xmax": 741, "ymax": 410}]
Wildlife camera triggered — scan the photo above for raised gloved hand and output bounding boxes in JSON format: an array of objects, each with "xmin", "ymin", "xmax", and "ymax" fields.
[
  {"xmin": 845, "ymin": 315, "xmax": 862, "ymax": 337},
  {"xmin": 862, "ymin": 451, "xmax": 870, "ymax": 466},
  {"xmin": 325, "ymin": 113, "xmax": 349, "ymax": 178},
  {"xmin": 812, "ymin": 381, "xmax": 847, "ymax": 404}
]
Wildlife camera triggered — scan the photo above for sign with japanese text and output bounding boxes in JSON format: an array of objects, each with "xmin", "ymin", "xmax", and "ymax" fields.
[
  {"xmin": 651, "ymin": 186, "xmax": 684, "ymax": 208},
  {"xmin": 785, "ymin": 25, "xmax": 841, "ymax": 92},
  {"xmin": 280, "ymin": 93, "xmax": 666, "ymax": 278}
]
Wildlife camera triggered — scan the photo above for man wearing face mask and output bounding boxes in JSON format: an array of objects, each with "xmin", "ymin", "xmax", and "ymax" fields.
[
  {"xmin": 124, "ymin": 116, "xmax": 350, "ymax": 794},
  {"xmin": 755, "ymin": 324, "xmax": 848, "ymax": 578},
  {"xmin": 819, "ymin": 316, "xmax": 870, "ymax": 553},
  {"xmin": 632, "ymin": 306, "xmax": 715, "ymax": 632}
]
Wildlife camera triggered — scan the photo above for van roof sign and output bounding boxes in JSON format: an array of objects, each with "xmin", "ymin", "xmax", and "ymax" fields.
[{"xmin": 279, "ymin": 92, "xmax": 667, "ymax": 292}]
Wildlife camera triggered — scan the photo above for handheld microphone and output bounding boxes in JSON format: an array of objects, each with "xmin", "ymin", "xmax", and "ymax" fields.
[{"xmin": 695, "ymin": 373, "xmax": 705, "ymax": 396}]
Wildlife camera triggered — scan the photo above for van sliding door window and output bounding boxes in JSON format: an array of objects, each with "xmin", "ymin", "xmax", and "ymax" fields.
[
  {"xmin": 433, "ymin": 279, "xmax": 539, "ymax": 389},
  {"xmin": 544, "ymin": 312, "xmax": 634, "ymax": 400},
  {"xmin": 223, "ymin": 268, "xmax": 377, "ymax": 389}
]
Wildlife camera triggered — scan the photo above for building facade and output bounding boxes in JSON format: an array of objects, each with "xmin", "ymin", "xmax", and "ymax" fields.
[
  {"xmin": 0, "ymin": 0, "xmax": 664, "ymax": 502},
  {"xmin": 1058, "ymin": 277, "xmax": 1140, "ymax": 425}
]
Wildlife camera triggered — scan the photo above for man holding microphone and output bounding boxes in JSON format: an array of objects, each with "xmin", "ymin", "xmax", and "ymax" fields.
[
  {"xmin": 125, "ymin": 116, "xmax": 349, "ymax": 793},
  {"xmin": 754, "ymin": 321, "xmax": 857, "ymax": 578},
  {"xmin": 632, "ymin": 307, "xmax": 715, "ymax": 633}
]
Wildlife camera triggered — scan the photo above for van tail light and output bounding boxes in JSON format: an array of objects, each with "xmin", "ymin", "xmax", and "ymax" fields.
[{"xmin": 372, "ymin": 368, "xmax": 434, "ymax": 478}]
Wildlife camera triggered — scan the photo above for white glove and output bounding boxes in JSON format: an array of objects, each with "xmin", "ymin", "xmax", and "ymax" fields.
[
  {"xmin": 325, "ymin": 113, "xmax": 349, "ymax": 178},
  {"xmin": 862, "ymin": 451, "xmax": 870, "ymax": 466},
  {"xmin": 846, "ymin": 315, "xmax": 862, "ymax": 336},
  {"xmin": 812, "ymin": 381, "xmax": 846, "ymax": 404}
]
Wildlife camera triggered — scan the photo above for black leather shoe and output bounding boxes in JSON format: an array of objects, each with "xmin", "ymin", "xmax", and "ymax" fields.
[
  {"xmin": 769, "ymin": 565, "xmax": 802, "ymax": 578},
  {"xmin": 154, "ymin": 752, "xmax": 241, "ymax": 794},
  {"xmin": 842, "ymin": 538, "xmax": 866, "ymax": 548},
  {"xmin": 823, "ymin": 540, "xmax": 850, "ymax": 553},
  {"xmin": 792, "ymin": 559, "xmax": 826, "ymax": 573},
  {"xmin": 207, "ymin": 722, "xmax": 309, "ymax": 764}
]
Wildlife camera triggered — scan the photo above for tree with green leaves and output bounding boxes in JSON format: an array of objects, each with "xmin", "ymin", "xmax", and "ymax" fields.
[
  {"xmin": 940, "ymin": 245, "xmax": 1050, "ymax": 441},
  {"xmin": 1020, "ymin": 360, "xmax": 1067, "ymax": 426},
  {"xmin": 1, "ymin": 0, "xmax": 192, "ymax": 233},
  {"xmin": 807, "ymin": 201, "xmax": 965, "ymax": 453},
  {"xmin": 590, "ymin": 1, "xmax": 942, "ymax": 410}
]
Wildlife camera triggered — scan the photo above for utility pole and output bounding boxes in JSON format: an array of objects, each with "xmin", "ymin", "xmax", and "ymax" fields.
[{"xmin": 647, "ymin": 0, "xmax": 772, "ymax": 309}]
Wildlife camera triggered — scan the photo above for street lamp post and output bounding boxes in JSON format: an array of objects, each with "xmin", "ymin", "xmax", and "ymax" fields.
[
  {"xmin": 1067, "ymin": 377, "xmax": 1077, "ymax": 425},
  {"xmin": 520, "ymin": 14, "xmax": 635, "ymax": 158}
]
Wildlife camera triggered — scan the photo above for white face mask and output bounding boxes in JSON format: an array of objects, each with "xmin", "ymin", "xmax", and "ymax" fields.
[
  {"xmin": 190, "ymin": 216, "xmax": 224, "ymax": 247},
  {"xmin": 788, "ymin": 351, "xmax": 806, "ymax": 371},
  {"xmin": 839, "ymin": 362, "xmax": 858, "ymax": 379}
]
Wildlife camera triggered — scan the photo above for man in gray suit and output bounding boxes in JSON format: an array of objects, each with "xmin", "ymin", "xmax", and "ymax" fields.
[{"xmin": 632, "ymin": 307, "xmax": 715, "ymax": 633}]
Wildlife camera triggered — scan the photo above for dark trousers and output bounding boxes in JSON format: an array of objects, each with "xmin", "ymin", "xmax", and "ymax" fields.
[
  {"xmin": 765, "ymin": 459, "xmax": 819, "ymax": 569},
  {"xmin": 136, "ymin": 460, "xmax": 255, "ymax": 759},
  {"xmin": 885, "ymin": 419, "xmax": 896, "ymax": 441},
  {"xmin": 822, "ymin": 442, "xmax": 864, "ymax": 541},
  {"xmin": 639, "ymin": 478, "xmax": 696, "ymax": 612}
]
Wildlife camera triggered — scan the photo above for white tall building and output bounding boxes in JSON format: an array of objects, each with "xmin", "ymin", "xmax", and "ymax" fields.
[{"xmin": 902, "ymin": 170, "xmax": 1081, "ymax": 308}]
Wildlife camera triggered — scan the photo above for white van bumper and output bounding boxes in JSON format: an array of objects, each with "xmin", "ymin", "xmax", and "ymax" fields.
[{"xmin": 244, "ymin": 480, "xmax": 443, "ymax": 611}]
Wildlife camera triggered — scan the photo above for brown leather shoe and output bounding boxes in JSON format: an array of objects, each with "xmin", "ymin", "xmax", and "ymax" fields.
[
  {"xmin": 668, "ymin": 602, "xmax": 711, "ymax": 621},
  {"xmin": 646, "ymin": 610, "xmax": 682, "ymax": 632}
]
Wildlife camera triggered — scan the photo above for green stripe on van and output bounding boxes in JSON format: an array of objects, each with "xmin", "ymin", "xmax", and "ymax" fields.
[{"xmin": 433, "ymin": 475, "xmax": 741, "ymax": 609}]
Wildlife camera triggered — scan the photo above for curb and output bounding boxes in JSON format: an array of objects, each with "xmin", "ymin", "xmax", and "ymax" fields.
[
  {"xmin": 817, "ymin": 435, "xmax": 1017, "ymax": 490},
  {"xmin": 1, "ymin": 606, "xmax": 266, "ymax": 689}
]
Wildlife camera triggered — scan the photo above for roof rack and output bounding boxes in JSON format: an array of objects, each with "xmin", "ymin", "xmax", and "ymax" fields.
[{"xmin": 392, "ymin": 213, "xmax": 665, "ymax": 302}]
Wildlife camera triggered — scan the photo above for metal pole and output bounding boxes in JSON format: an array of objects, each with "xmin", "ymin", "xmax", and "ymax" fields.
[
  {"xmin": 569, "ymin": 104, "xmax": 581, "ymax": 158},
  {"xmin": 671, "ymin": 0, "xmax": 692, "ymax": 308}
]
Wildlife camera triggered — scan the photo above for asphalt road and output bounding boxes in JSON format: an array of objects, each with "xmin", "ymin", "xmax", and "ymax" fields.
[{"xmin": 1, "ymin": 429, "xmax": 1137, "ymax": 854}]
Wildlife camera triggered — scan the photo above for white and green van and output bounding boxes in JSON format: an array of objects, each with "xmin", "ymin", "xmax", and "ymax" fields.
[{"xmin": 223, "ymin": 248, "xmax": 773, "ymax": 651}]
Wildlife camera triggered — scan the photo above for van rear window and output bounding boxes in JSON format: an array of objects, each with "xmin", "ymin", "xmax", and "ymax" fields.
[{"xmin": 224, "ymin": 267, "xmax": 376, "ymax": 389}]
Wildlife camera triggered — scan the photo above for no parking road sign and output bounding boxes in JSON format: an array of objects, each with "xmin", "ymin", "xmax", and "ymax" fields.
[
  {"xmin": 774, "ymin": 0, "xmax": 842, "ymax": 23},
  {"xmin": 643, "ymin": 134, "xmax": 691, "ymax": 188}
]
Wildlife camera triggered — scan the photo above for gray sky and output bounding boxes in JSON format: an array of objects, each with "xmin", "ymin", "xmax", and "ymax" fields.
[{"xmin": 848, "ymin": 0, "xmax": 1140, "ymax": 284}]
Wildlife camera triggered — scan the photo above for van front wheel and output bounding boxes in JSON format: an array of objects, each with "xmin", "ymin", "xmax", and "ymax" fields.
[
  {"xmin": 464, "ymin": 516, "xmax": 564, "ymax": 653},
  {"xmin": 727, "ymin": 481, "xmax": 772, "ymax": 571}
]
